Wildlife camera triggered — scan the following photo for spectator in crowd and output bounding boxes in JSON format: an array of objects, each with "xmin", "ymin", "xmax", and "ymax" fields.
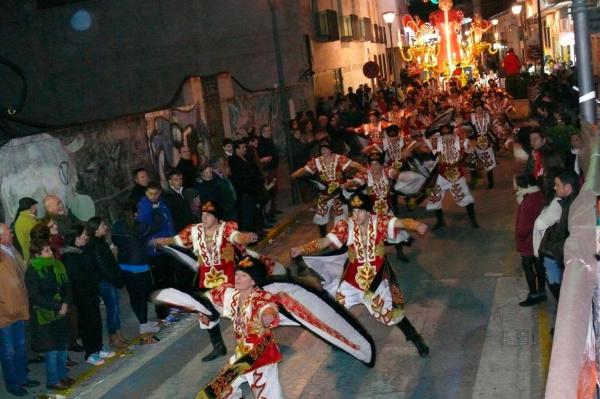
[
  {"xmin": 175, "ymin": 147, "xmax": 197, "ymax": 189},
  {"xmin": 62, "ymin": 224, "xmax": 115, "ymax": 366},
  {"xmin": 129, "ymin": 167, "xmax": 150, "ymax": 204},
  {"xmin": 0, "ymin": 223, "xmax": 39, "ymax": 397},
  {"xmin": 257, "ymin": 124, "xmax": 281, "ymax": 219},
  {"xmin": 502, "ymin": 48, "xmax": 521, "ymax": 76},
  {"xmin": 207, "ymin": 157, "xmax": 237, "ymax": 221},
  {"xmin": 13, "ymin": 197, "xmax": 39, "ymax": 262},
  {"xmin": 514, "ymin": 175, "xmax": 546, "ymax": 306},
  {"xmin": 162, "ymin": 169, "xmax": 195, "ymax": 232},
  {"xmin": 229, "ymin": 139, "xmax": 264, "ymax": 234},
  {"xmin": 42, "ymin": 195, "xmax": 80, "ymax": 237},
  {"xmin": 135, "ymin": 182, "xmax": 177, "ymax": 321},
  {"xmin": 539, "ymin": 170, "xmax": 580, "ymax": 301},
  {"xmin": 565, "ymin": 132, "xmax": 583, "ymax": 181},
  {"xmin": 222, "ymin": 138, "xmax": 234, "ymax": 159},
  {"xmin": 25, "ymin": 238, "xmax": 74, "ymax": 391},
  {"xmin": 86, "ymin": 217, "xmax": 126, "ymax": 349},
  {"xmin": 30, "ymin": 218, "xmax": 64, "ymax": 260},
  {"xmin": 111, "ymin": 202, "xmax": 160, "ymax": 343}
]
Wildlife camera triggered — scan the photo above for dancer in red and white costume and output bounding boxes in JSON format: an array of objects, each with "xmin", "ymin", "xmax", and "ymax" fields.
[
  {"xmin": 291, "ymin": 142, "xmax": 366, "ymax": 237},
  {"xmin": 290, "ymin": 193, "xmax": 430, "ymax": 357},
  {"xmin": 197, "ymin": 258, "xmax": 282, "ymax": 399},
  {"xmin": 425, "ymin": 125, "xmax": 479, "ymax": 229},
  {"xmin": 471, "ymin": 99, "xmax": 497, "ymax": 189},
  {"xmin": 158, "ymin": 200, "xmax": 258, "ymax": 362}
]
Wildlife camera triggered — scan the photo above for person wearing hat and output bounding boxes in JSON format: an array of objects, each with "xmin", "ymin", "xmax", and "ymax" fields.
[
  {"xmin": 13, "ymin": 197, "xmax": 39, "ymax": 262},
  {"xmin": 346, "ymin": 151, "xmax": 415, "ymax": 262},
  {"xmin": 425, "ymin": 124, "xmax": 479, "ymax": 229},
  {"xmin": 353, "ymin": 110, "xmax": 391, "ymax": 145},
  {"xmin": 290, "ymin": 192, "xmax": 430, "ymax": 357},
  {"xmin": 291, "ymin": 142, "xmax": 366, "ymax": 237},
  {"xmin": 195, "ymin": 256, "xmax": 283, "ymax": 398},
  {"xmin": 470, "ymin": 99, "xmax": 497, "ymax": 189},
  {"xmin": 157, "ymin": 199, "xmax": 258, "ymax": 361}
]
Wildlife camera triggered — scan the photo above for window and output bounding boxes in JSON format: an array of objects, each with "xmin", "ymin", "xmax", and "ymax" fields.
[
  {"xmin": 341, "ymin": 15, "xmax": 353, "ymax": 41},
  {"xmin": 316, "ymin": 10, "xmax": 340, "ymax": 41}
]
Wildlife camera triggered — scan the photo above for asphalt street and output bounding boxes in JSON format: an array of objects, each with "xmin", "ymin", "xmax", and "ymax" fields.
[{"xmin": 2, "ymin": 150, "xmax": 553, "ymax": 399}]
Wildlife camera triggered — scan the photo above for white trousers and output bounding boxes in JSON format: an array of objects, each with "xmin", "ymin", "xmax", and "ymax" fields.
[{"xmin": 426, "ymin": 175, "xmax": 474, "ymax": 210}]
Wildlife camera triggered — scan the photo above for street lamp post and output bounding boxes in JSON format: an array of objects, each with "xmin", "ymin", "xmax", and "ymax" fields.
[
  {"xmin": 267, "ymin": 0, "xmax": 299, "ymax": 203},
  {"xmin": 382, "ymin": 11, "xmax": 396, "ymax": 82},
  {"xmin": 571, "ymin": 0, "xmax": 597, "ymax": 122},
  {"xmin": 536, "ymin": 0, "xmax": 544, "ymax": 75},
  {"xmin": 511, "ymin": 3, "xmax": 523, "ymax": 62}
]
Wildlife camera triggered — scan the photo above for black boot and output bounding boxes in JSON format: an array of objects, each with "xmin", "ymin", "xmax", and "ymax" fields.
[
  {"xmin": 466, "ymin": 203, "xmax": 479, "ymax": 229},
  {"xmin": 548, "ymin": 283, "xmax": 561, "ymax": 301},
  {"xmin": 202, "ymin": 325, "xmax": 227, "ymax": 362},
  {"xmin": 397, "ymin": 318, "xmax": 429, "ymax": 357},
  {"xmin": 534, "ymin": 257, "xmax": 547, "ymax": 296},
  {"xmin": 520, "ymin": 256, "xmax": 537, "ymax": 294},
  {"xmin": 318, "ymin": 224, "xmax": 328, "ymax": 238},
  {"xmin": 432, "ymin": 209, "xmax": 445, "ymax": 230},
  {"xmin": 486, "ymin": 170, "xmax": 494, "ymax": 189},
  {"xmin": 469, "ymin": 170, "xmax": 480, "ymax": 189},
  {"xmin": 395, "ymin": 244, "xmax": 409, "ymax": 263}
]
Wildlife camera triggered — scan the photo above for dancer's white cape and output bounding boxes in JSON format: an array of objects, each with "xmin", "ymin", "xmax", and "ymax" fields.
[{"xmin": 151, "ymin": 281, "xmax": 376, "ymax": 367}]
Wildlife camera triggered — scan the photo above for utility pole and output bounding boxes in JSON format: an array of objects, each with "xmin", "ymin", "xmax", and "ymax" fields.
[
  {"xmin": 267, "ymin": 0, "xmax": 299, "ymax": 203},
  {"xmin": 536, "ymin": 0, "xmax": 545, "ymax": 75},
  {"xmin": 571, "ymin": 0, "xmax": 597, "ymax": 123}
]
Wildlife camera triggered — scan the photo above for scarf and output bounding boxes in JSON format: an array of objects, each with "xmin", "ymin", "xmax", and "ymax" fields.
[
  {"xmin": 515, "ymin": 185, "xmax": 540, "ymax": 205},
  {"xmin": 30, "ymin": 256, "xmax": 69, "ymax": 325}
]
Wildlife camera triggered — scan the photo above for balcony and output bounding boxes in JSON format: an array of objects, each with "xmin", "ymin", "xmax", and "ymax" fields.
[{"xmin": 316, "ymin": 9, "xmax": 340, "ymax": 42}]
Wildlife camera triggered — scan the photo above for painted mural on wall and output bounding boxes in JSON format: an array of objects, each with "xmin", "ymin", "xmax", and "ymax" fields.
[
  {"xmin": 0, "ymin": 118, "xmax": 152, "ymax": 225},
  {"xmin": 144, "ymin": 103, "xmax": 209, "ymax": 188},
  {"xmin": 227, "ymin": 83, "xmax": 314, "ymax": 150},
  {"xmin": 228, "ymin": 91, "xmax": 280, "ymax": 140},
  {"xmin": 0, "ymin": 133, "xmax": 96, "ymax": 224}
]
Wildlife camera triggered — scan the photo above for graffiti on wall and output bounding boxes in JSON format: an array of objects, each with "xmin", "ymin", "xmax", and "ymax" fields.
[
  {"xmin": 0, "ymin": 120, "xmax": 152, "ymax": 224},
  {"xmin": 228, "ymin": 92, "xmax": 279, "ymax": 140},
  {"xmin": 0, "ymin": 133, "xmax": 95, "ymax": 224},
  {"xmin": 145, "ymin": 103, "xmax": 209, "ymax": 187}
]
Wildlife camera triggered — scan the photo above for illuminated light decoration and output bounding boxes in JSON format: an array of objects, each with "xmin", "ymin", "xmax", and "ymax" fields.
[
  {"xmin": 400, "ymin": 17, "xmax": 440, "ymax": 77},
  {"xmin": 511, "ymin": 3, "xmax": 522, "ymax": 15},
  {"xmin": 471, "ymin": 16, "xmax": 492, "ymax": 43},
  {"xmin": 429, "ymin": 0, "xmax": 463, "ymax": 73}
]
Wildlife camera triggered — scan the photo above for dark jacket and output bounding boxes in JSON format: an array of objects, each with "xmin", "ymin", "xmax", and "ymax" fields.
[
  {"xmin": 136, "ymin": 196, "xmax": 176, "ymax": 256},
  {"xmin": 162, "ymin": 186, "xmax": 194, "ymax": 232},
  {"xmin": 86, "ymin": 237, "xmax": 124, "ymax": 288},
  {"xmin": 26, "ymin": 257, "xmax": 72, "ymax": 353},
  {"xmin": 129, "ymin": 183, "xmax": 147, "ymax": 204},
  {"xmin": 62, "ymin": 245, "xmax": 100, "ymax": 306},
  {"xmin": 540, "ymin": 192, "xmax": 576, "ymax": 266},
  {"xmin": 194, "ymin": 174, "xmax": 237, "ymax": 221},
  {"xmin": 111, "ymin": 220, "xmax": 153, "ymax": 266},
  {"xmin": 229, "ymin": 154, "xmax": 264, "ymax": 196},
  {"xmin": 257, "ymin": 136, "xmax": 280, "ymax": 171},
  {"xmin": 176, "ymin": 158, "xmax": 197, "ymax": 188}
]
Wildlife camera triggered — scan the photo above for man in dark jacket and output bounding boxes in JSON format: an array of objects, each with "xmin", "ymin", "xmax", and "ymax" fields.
[
  {"xmin": 229, "ymin": 140, "xmax": 264, "ymax": 234},
  {"xmin": 257, "ymin": 125, "xmax": 281, "ymax": 218},
  {"xmin": 540, "ymin": 170, "xmax": 580, "ymax": 301},
  {"xmin": 162, "ymin": 170, "xmax": 195, "ymax": 232},
  {"xmin": 129, "ymin": 168, "xmax": 150, "ymax": 204}
]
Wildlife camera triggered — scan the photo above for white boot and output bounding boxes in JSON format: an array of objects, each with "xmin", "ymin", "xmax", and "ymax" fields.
[{"xmin": 140, "ymin": 322, "xmax": 160, "ymax": 334}]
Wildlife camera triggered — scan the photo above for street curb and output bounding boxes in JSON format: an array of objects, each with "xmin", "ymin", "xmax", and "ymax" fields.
[{"xmin": 255, "ymin": 203, "xmax": 312, "ymax": 250}]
